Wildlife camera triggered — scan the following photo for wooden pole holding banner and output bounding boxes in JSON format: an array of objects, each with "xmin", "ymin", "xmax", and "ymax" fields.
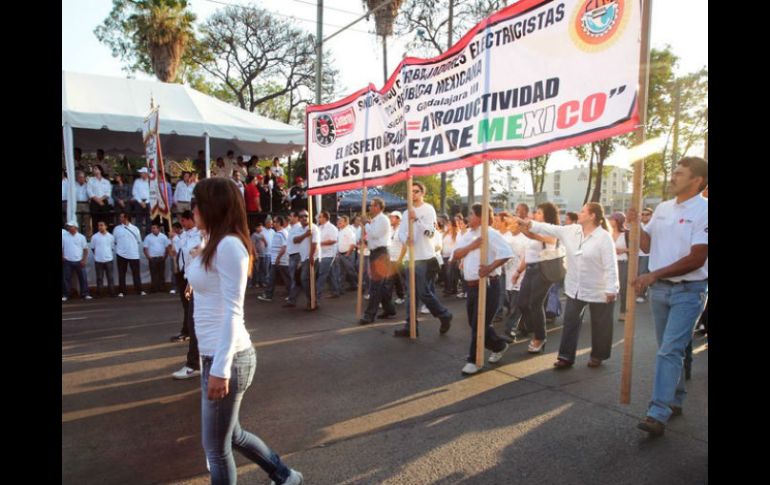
[
  {"xmin": 475, "ymin": 162, "xmax": 490, "ymax": 367},
  {"xmin": 355, "ymin": 188, "xmax": 368, "ymax": 319},
  {"xmin": 620, "ymin": 0, "xmax": 653, "ymax": 405},
  {"xmin": 309, "ymin": 195, "xmax": 317, "ymax": 310},
  {"xmin": 407, "ymin": 177, "xmax": 417, "ymax": 339}
]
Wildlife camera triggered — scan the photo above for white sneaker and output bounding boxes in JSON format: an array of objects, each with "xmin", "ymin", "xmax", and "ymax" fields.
[
  {"xmin": 461, "ymin": 362, "xmax": 482, "ymax": 375},
  {"xmin": 420, "ymin": 304, "xmax": 430, "ymax": 314},
  {"xmin": 364, "ymin": 294, "xmax": 370, "ymax": 300},
  {"xmin": 257, "ymin": 295, "xmax": 273, "ymax": 302},
  {"xmin": 169, "ymin": 289, "xmax": 177, "ymax": 294},
  {"xmin": 61, "ymin": 296, "xmax": 68, "ymax": 302},
  {"xmin": 172, "ymin": 366, "xmax": 201, "ymax": 380},
  {"xmin": 456, "ymin": 292, "xmax": 466, "ymax": 299},
  {"xmin": 117, "ymin": 293, "xmax": 124, "ymax": 298},
  {"xmin": 394, "ymin": 298, "xmax": 405, "ymax": 305},
  {"xmin": 271, "ymin": 469, "xmax": 304, "ymax": 485},
  {"xmin": 488, "ymin": 343, "xmax": 510, "ymax": 364},
  {"xmin": 140, "ymin": 291, "xmax": 147, "ymax": 296},
  {"xmin": 635, "ymin": 297, "xmax": 645, "ymax": 303},
  {"xmin": 84, "ymin": 295, "xmax": 93, "ymax": 300}
]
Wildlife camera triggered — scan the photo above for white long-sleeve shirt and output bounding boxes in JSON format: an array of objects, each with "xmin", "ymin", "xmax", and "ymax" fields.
[
  {"xmin": 86, "ymin": 177, "xmax": 112, "ymax": 201},
  {"xmin": 388, "ymin": 224, "xmax": 403, "ymax": 262},
  {"xmin": 365, "ymin": 213, "xmax": 390, "ymax": 250},
  {"xmin": 132, "ymin": 179, "xmax": 150, "ymax": 202},
  {"xmin": 186, "ymin": 236, "xmax": 253, "ymax": 379},
  {"xmin": 178, "ymin": 227, "xmax": 202, "ymax": 276},
  {"xmin": 398, "ymin": 203, "xmax": 437, "ymax": 261},
  {"xmin": 452, "ymin": 227, "xmax": 513, "ymax": 281},
  {"xmin": 174, "ymin": 181, "xmax": 195, "ymax": 203},
  {"xmin": 529, "ymin": 221, "xmax": 619, "ymax": 303},
  {"xmin": 113, "ymin": 223, "xmax": 142, "ymax": 259}
]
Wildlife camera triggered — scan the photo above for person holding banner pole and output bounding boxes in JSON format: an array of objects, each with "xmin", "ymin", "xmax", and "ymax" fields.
[
  {"xmin": 453, "ymin": 203, "xmax": 513, "ymax": 375},
  {"xmin": 359, "ymin": 197, "xmax": 395, "ymax": 324},
  {"xmin": 355, "ymin": 190, "xmax": 368, "ymax": 320},
  {"xmin": 394, "ymin": 181, "xmax": 452, "ymax": 338}
]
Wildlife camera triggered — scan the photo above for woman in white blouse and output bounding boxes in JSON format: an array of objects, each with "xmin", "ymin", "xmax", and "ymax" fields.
[
  {"xmin": 519, "ymin": 203, "xmax": 619, "ymax": 369},
  {"xmin": 187, "ymin": 178, "xmax": 303, "ymax": 485},
  {"xmin": 608, "ymin": 212, "xmax": 629, "ymax": 321}
]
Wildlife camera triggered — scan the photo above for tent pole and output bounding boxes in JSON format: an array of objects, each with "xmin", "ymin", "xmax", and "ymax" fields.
[
  {"xmin": 204, "ymin": 134, "xmax": 211, "ymax": 179},
  {"xmin": 63, "ymin": 123, "xmax": 77, "ymax": 223}
]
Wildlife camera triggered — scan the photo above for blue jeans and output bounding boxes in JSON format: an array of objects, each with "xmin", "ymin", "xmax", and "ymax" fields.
[
  {"xmin": 201, "ymin": 348, "xmax": 291, "ymax": 484},
  {"xmin": 637, "ymin": 256, "xmax": 650, "ymax": 298},
  {"xmin": 335, "ymin": 252, "xmax": 357, "ymax": 290},
  {"xmin": 251, "ymin": 257, "xmax": 268, "ymax": 287},
  {"xmin": 646, "ymin": 280, "xmax": 708, "ymax": 424},
  {"xmin": 265, "ymin": 264, "xmax": 290, "ymax": 299},
  {"xmin": 63, "ymin": 261, "xmax": 90, "ymax": 297},
  {"xmin": 316, "ymin": 256, "xmax": 340, "ymax": 297},
  {"xmin": 504, "ymin": 290, "xmax": 524, "ymax": 334},
  {"xmin": 287, "ymin": 254, "xmax": 301, "ymax": 299},
  {"xmin": 289, "ymin": 259, "xmax": 313, "ymax": 305},
  {"xmin": 403, "ymin": 260, "xmax": 451, "ymax": 329}
]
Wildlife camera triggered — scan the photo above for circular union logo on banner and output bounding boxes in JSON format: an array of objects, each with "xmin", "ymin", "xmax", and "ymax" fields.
[
  {"xmin": 570, "ymin": 0, "xmax": 630, "ymax": 52},
  {"xmin": 315, "ymin": 114, "xmax": 336, "ymax": 147}
]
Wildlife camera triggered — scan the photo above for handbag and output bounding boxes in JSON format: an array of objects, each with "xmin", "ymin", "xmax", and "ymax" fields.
[{"xmin": 539, "ymin": 240, "xmax": 566, "ymax": 283}]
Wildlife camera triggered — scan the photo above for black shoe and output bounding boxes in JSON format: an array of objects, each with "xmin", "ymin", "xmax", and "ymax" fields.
[
  {"xmin": 684, "ymin": 360, "xmax": 692, "ymax": 380},
  {"xmin": 359, "ymin": 318, "xmax": 374, "ymax": 325},
  {"xmin": 393, "ymin": 327, "xmax": 418, "ymax": 337},
  {"xmin": 377, "ymin": 312, "xmax": 396, "ymax": 319},
  {"xmin": 670, "ymin": 406, "xmax": 683, "ymax": 417},
  {"xmin": 439, "ymin": 314, "xmax": 452, "ymax": 335},
  {"xmin": 637, "ymin": 417, "xmax": 665, "ymax": 437},
  {"xmin": 170, "ymin": 334, "xmax": 189, "ymax": 342}
]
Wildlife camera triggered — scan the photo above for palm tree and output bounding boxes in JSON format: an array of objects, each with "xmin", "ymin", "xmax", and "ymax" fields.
[
  {"xmin": 96, "ymin": 0, "xmax": 196, "ymax": 83},
  {"xmin": 364, "ymin": 0, "xmax": 405, "ymax": 83}
]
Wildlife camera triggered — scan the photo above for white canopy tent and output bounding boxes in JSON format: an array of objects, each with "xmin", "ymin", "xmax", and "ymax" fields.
[{"xmin": 62, "ymin": 70, "xmax": 306, "ymax": 221}]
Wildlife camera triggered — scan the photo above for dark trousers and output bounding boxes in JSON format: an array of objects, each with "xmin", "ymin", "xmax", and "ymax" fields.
[
  {"xmin": 186, "ymin": 295, "xmax": 199, "ymax": 370},
  {"xmin": 89, "ymin": 200, "xmax": 113, "ymax": 227},
  {"xmin": 117, "ymin": 256, "xmax": 142, "ymax": 294},
  {"xmin": 94, "ymin": 261, "xmax": 115, "ymax": 296},
  {"xmin": 129, "ymin": 201, "xmax": 151, "ymax": 235},
  {"xmin": 442, "ymin": 257, "xmax": 459, "ymax": 294},
  {"xmin": 466, "ymin": 278, "xmax": 507, "ymax": 362},
  {"xmin": 618, "ymin": 260, "xmax": 629, "ymax": 313},
  {"xmin": 518, "ymin": 263, "xmax": 552, "ymax": 340},
  {"xmin": 63, "ymin": 261, "xmax": 90, "ymax": 297},
  {"xmin": 504, "ymin": 290, "xmax": 525, "ymax": 333},
  {"xmin": 557, "ymin": 296, "xmax": 615, "ymax": 363},
  {"xmin": 363, "ymin": 247, "xmax": 395, "ymax": 320},
  {"xmin": 148, "ymin": 257, "xmax": 166, "ymax": 292},
  {"xmin": 176, "ymin": 273, "xmax": 191, "ymax": 336}
]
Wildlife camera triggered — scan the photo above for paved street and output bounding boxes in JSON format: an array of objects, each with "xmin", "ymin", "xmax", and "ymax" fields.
[{"xmin": 62, "ymin": 288, "xmax": 708, "ymax": 484}]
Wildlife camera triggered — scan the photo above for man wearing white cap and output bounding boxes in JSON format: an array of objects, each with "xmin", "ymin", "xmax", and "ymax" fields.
[
  {"xmin": 131, "ymin": 167, "xmax": 151, "ymax": 234},
  {"xmin": 62, "ymin": 220, "xmax": 92, "ymax": 301}
]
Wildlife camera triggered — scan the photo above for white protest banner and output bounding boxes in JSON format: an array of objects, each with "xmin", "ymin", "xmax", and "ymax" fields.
[
  {"xmin": 143, "ymin": 107, "xmax": 171, "ymax": 220},
  {"xmin": 307, "ymin": 0, "xmax": 641, "ymax": 195}
]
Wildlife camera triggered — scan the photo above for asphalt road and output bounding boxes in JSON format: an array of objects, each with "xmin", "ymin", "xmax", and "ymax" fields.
[{"xmin": 62, "ymin": 287, "xmax": 708, "ymax": 484}]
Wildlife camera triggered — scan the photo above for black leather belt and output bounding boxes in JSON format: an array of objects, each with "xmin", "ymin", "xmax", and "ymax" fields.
[{"xmin": 659, "ymin": 279, "xmax": 707, "ymax": 285}]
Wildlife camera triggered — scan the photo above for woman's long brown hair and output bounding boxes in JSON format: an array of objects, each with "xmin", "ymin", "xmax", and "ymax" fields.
[{"xmin": 193, "ymin": 177, "xmax": 254, "ymax": 275}]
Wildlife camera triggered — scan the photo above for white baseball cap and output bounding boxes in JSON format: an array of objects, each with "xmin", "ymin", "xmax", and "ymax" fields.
[
  {"xmin": 137, "ymin": 167, "xmax": 149, "ymax": 174},
  {"xmin": 389, "ymin": 211, "xmax": 402, "ymax": 219},
  {"xmin": 65, "ymin": 219, "xmax": 79, "ymax": 228}
]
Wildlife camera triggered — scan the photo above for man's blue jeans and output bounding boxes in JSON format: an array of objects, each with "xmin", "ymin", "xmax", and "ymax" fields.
[
  {"xmin": 63, "ymin": 261, "xmax": 90, "ymax": 297},
  {"xmin": 200, "ymin": 348, "xmax": 292, "ymax": 484},
  {"xmin": 646, "ymin": 280, "xmax": 708, "ymax": 424},
  {"xmin": 403, "ymin": 260, "xmax": 451, "ymax": 329},
  {"xmin": 316, "ymin": 256, "xmax": 340, "ymax": 297},
  {"xmin": 287, "ymin": 254, "xmax": 301, "ymax": 301},
  {"xmin": 265, "ymin": 264, "xmax": 290, "ymax": 299},
  {"xmin": 466, "ymin": 278, "xmax": 507, "ymax": 362},
  {"xmin": 335, "ymin": 253, "xmax": 357, "ymax": 290}
]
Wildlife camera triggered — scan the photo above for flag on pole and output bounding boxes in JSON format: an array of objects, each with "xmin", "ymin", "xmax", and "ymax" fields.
[{"xmin": 143, "ymin": 107, "xmax": 171, "ymax": 221}]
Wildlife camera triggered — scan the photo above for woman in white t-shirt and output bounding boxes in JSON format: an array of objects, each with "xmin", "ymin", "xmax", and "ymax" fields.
[
  {"xmin": 187, "ymin": 178, "xmax": 302, "ymax": 485},
  {"xmin": 609, "ymin": 212, "xmax": 629, "ymax": 321},
  {"xmin": 517, "ymin": 202, "xmax": 559, "ymax": 353},
  {"xmin": 442, "ymin": 218, "xmax": 461, "ymax": 295}
]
